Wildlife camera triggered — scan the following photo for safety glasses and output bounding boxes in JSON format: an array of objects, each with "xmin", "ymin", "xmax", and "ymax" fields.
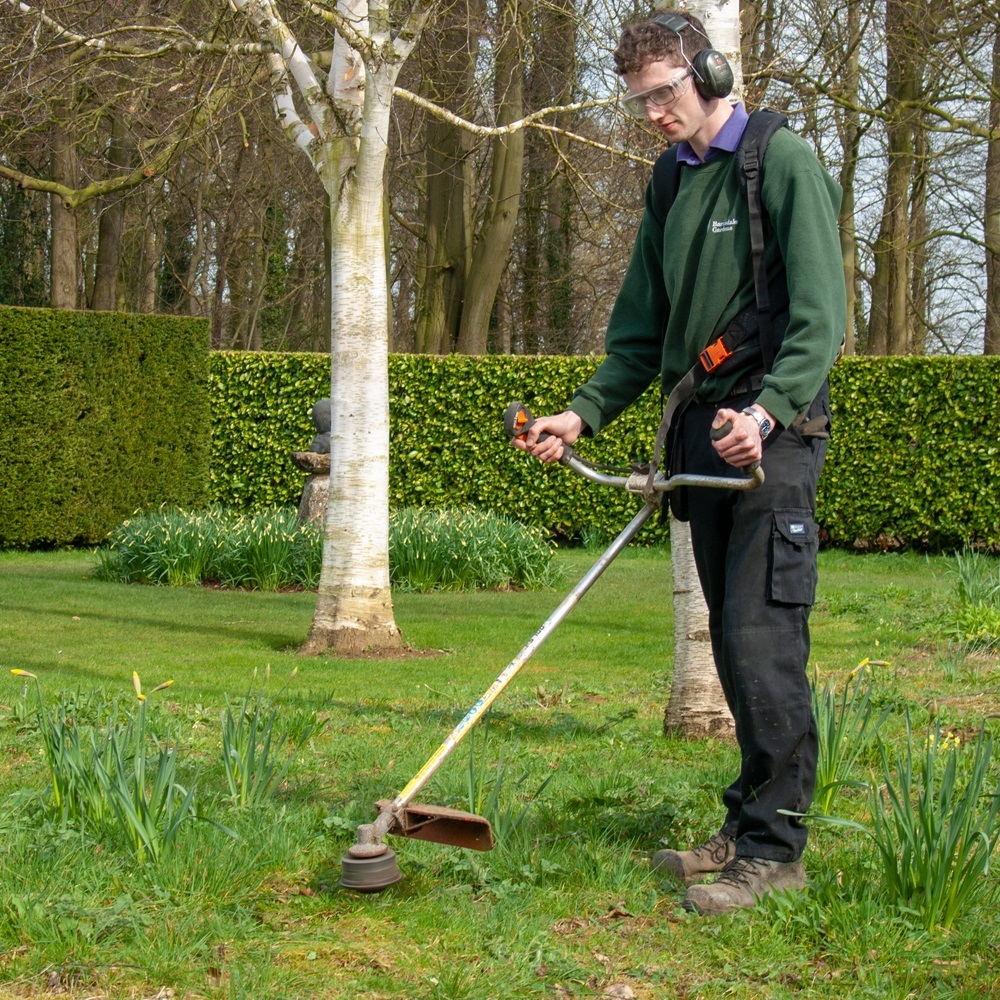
[{"xmin": 620, "ymin": 68, "xmax": 693, "ymax": 119}]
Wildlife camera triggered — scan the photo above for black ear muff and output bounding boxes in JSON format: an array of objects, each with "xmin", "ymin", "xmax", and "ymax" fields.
[
  {"xmin": 649, "ymin": 11, "xmax": 734, "ymax": 100},
  {"xmin": 691, "ymin": 49, "xmax": 734, "ymax": 99}
]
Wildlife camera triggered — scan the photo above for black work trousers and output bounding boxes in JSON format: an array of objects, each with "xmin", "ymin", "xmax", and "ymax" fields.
[{"xmin": 674, "ymin": 384, "xmax": 829, "ymax": 862}]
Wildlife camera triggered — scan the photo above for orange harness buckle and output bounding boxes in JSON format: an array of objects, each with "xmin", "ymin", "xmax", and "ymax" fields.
[{"xmin": 699, "ymin": 337, "xmax": 734, "ymax": 373}]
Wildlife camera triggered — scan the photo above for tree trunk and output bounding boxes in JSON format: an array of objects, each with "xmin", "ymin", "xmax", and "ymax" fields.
[
  {"xmin": 518, "ymin": 0, "xmax": 576, "ymax": 354},
  {"xmin": 739, "ymin": 0, "xmax": 773, "ymax": 108},
  {"xmin": 300, "ymin": 69, "xmax": 403, "ymax": 656},
  {"xmin": 909, "ymin": 119, "xmax": 929, "ymax": 355},
  {"xmin": 413, "ymin": 19, "xmax": 478, "ymax": 354},
  {"xmin": 868, "ymin": 0, "xmax": 921, "ymax": 355},
  {"xmin": 540, "ymin": 0, "xmax": 576, "ymax": 353},
  {"xmin": 187, "ymin": 156, "xmax": 211, "ymax": 318},
  {"xmin": 986, "ymin": 24, "xmax": 1000, "ymax": 355},
  {"xmin": 90, "ymin": 115, "xmax": 135, "ymax": 312},
  {"xmin": 142, "ymin": 193, "xmax": 159, "ymax": 313},
  {"xmin": 456, "ymin": 0, "xmax": 526, "ymax": 354},
  {"xmin": 50, "ymin": 122, "xmax": 80, "ymax": 310},
  {"xmin": 520, "ymin": 161, "xmax": 544, "ymax": 354},
  {"xmin": 664, "ymin": 516, "xmax": 733, "ymax": 738},
  {"xmin": 661, "ymin": 0, "xmax": 737, "ymax": 740},
  {"xmin": 837, "ymin": 0, "xmax": 862, "ymax": 355}
]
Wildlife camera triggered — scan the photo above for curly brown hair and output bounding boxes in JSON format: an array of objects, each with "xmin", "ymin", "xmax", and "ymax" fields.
[{"xmin": 613, "ymin": 9, "xmax": 711, "ymax": 76}]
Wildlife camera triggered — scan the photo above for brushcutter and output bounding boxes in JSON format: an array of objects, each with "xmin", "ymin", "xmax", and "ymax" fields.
[{"xmin": 339, "ymin": 401, "xmax": 764, "ymax": 892}]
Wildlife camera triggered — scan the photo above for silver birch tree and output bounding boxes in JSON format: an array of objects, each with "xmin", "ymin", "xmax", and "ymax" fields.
[{"xmin": 223, "ymin": 0, "xmax": 433, "ymax": 654}]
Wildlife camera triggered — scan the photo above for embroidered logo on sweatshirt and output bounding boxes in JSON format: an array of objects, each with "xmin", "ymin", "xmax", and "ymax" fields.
[{"xmin": 710, "ymin": 217, "xmax": 739, "ymax": 234}]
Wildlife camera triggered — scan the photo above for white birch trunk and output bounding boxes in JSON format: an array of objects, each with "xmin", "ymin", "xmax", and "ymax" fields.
[
  {"xmin": 664, "ymin": 515, "xmax": 733, "ymax": 737},
  {"xmin": 301, "ymin": 71, "xmax": 403, "ymax": 654},
  {"xmin": 228, "ymin": 0, "xmax": 428, "ymax": 654},
  {"xmin": 663, "ymin": 0, "xmax": 740, "ymax": 737}
]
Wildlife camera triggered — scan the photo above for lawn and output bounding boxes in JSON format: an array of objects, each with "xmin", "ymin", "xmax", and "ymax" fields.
[{"xmin": 0, "ymin": 546, "xmax": 998, "ymax": 999}]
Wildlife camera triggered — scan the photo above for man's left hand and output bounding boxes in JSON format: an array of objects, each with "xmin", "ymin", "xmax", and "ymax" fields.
[{"xmin": 711, "ymin": 406, "xmax": 773, "ymax": 468}]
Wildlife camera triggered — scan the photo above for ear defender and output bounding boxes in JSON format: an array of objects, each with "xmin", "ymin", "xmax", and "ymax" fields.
[{"xmin": 650, "ymin": 11, "xmax": 734, "ymax": 100}]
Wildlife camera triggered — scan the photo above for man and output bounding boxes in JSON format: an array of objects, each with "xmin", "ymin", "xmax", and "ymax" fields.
[{"xmin": 513, "ymin": 9, "xmax": 846, "ymax": 915}]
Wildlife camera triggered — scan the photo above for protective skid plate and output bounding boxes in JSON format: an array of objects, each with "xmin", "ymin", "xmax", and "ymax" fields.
[{"xmin": 392, "ymin": 802, "xmax": 495, "ymax": 851}]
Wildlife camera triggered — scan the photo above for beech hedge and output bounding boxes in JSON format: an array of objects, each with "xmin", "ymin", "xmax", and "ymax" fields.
[
  {"xmin": 209, "ymin": 351, "xmax": 1000, "ymax": 550},
  {"xmin": 0, "ymin": 306, "xmax": 209, "ymax": 547}
]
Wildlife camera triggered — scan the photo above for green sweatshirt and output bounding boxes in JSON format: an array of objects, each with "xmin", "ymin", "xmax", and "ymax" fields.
[{"xmin": 570, "ymin": 128, "xmax": 847, "ymax": 434}]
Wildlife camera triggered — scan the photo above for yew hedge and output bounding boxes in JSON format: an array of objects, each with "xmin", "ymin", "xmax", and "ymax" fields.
[
  {"xmin": 209, "ymin": 352, "xmax": 1000, "ymax": 550},
  {"xmin": 0, "ymin": 307, "xmax": 209, "ymax": 547}
]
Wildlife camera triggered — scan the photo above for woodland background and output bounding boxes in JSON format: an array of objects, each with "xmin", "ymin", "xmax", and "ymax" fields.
[{"xmin": 0, "ymin": 0, "xmax": 997, "ymax": 359}]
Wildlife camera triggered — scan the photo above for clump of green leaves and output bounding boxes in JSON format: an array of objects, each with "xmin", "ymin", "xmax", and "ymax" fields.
[
  {"xmin": 222, "ymin": 668, "xmax": 310, "ymax": 808},
  {"xmin": 464, "ymin": 711, "xmax": 554, "ymax": 845},
  {"xmin": 94, "ymin": 506, "xmax": 320, "ymax": 590},
  {"xmin": 95, "ymin": 505, "xmax": 555, "ymax": 592},
  {"xmin": 944, "ymin": 547, "xmax": 1000, "ymax": 651},
  {"xmin": 98, "ymin": 674, "xmax": 201, "ymax": 863},
  {"xmin": 864, "ymin": 718, "xmax": 1000, "ymax": 932},
  {"xmin": 949, "ymin": 548, "xmax": 1000, "ymax": 606},
  {"xmin": 14, "ymin": 681, "xmax": 115, "ymax": 826},
  {"xmin": 390, "ymin": 507, "xmax": 557, "ymax": 592},
  {"xmin": 214, "ymin": 507, "xmax": 322, "ymax": 590},
  {"xmin": 811, "ymin": 660, "xmax": 888, "ymax": 816},
  {"xmin": 11, "ymin": 670, "xmax": 205, "ymax": 863}
]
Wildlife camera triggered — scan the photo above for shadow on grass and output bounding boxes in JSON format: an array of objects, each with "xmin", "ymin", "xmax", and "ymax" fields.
[{"xmin": 0, "ymin": 598, "xmax": 310, "ymax": 649}]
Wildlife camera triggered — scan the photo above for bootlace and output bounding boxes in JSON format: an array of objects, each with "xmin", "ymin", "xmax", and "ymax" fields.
[
  {"xmin": 693, "ymin": 832, "xmax": 734, "ymax": 865},
  {"xmin": 717, "ymin": 855, "xmax": 770, "ymax": 887}
]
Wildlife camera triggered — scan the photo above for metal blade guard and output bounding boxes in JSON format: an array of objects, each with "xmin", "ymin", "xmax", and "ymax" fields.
[{"xmin": 383, "ymin": 800, "xmax": 494, "ymax": 851}]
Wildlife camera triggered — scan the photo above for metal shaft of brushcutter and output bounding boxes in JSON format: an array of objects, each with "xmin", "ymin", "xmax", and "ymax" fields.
[
  {"xmin": 368, "ymin": 403, "xmax": 764, "ymax": 843},
  {"xmin": 377, "ymin": 499, "xmax": 658, "ymax": 834}
]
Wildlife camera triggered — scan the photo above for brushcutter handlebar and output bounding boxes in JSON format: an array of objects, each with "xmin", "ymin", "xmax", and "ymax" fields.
[{"xmin": 505, "ymin": 400, "xmax": 763, "ymax": 493}]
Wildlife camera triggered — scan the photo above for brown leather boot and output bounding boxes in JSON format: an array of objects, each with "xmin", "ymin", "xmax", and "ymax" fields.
[
  {"xmin": 651, "ymin": 832, "xmax": 736, "ymax": 884},
  {"xmin": 683, "ymin": 856, "xmax": 806, "ymax": 915}
]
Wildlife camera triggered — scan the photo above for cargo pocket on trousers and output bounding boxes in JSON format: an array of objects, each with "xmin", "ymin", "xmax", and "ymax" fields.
[{"xmin": 769, "ymin": 509, "xmax": 819, "ymax": 606}]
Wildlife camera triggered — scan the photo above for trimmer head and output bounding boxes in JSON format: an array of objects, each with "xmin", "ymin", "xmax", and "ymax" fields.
[
  {"xmin": 338, "ymin": 801, "xmax": 494, "ymax": 892},
  {"xmin": 339, "ymin": 847, "xmax": 402, "ymax": 892}
]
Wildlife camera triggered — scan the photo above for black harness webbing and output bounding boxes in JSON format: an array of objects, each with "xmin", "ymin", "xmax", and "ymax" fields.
[{"xmin": 642, "ymin": 304, "xmax": 762, "ymax": 501}]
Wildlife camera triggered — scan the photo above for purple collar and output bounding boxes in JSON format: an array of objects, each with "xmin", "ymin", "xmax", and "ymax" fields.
[{"xmin": 675, "ymin": 103, "xmax": 749, "ymax": 166}]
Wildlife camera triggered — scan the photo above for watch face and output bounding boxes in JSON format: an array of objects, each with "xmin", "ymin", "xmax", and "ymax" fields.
[{"xmin": 744, "ymin": 408, "xmax": 771, "ymax": 439}]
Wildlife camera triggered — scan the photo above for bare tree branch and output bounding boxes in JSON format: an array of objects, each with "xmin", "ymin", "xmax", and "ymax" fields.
[
  {"xmin": 393, "ymin": 87, "xmax": 650, "ymax": 164},
  {"xmin": 3, "ymin": 0, "xmax": 271, "ymax": 56}
]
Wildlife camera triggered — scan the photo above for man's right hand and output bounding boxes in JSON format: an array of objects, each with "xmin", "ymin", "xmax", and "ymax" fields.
[{"xmin": 511, "ymin": 410, "xmax": 586, "ymax": 464}]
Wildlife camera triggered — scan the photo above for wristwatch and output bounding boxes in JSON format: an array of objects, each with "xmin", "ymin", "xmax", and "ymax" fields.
[{"xmin": 742, "ymin": 406, "xmax": 773, "ymax": 441}]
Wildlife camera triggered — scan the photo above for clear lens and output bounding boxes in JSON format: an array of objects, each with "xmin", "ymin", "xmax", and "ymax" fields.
[{"xmin": 621, "ymin": 69, "xmax": 691, "ymax": 119}]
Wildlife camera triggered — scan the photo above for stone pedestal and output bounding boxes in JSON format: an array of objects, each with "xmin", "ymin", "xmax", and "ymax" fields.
[{"xmin": 292, "ymin": 451, "xmax": 331, "ymax": 526}]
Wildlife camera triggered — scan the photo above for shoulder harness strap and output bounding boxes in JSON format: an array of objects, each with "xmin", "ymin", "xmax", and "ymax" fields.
[{"xmin": 737, "ymin": 109, "xmax": 788, "ymax": 370}]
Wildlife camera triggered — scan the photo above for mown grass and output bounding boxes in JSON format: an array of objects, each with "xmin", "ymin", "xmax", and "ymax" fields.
[{"xmin": 0, "ymin": 546, "xmax": 998, "ymax": 999}]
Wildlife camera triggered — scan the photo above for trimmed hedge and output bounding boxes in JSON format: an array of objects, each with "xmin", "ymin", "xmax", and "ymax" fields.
[
  {"xmin": 822, "ymin": 356, "xmax": 1000, "ymax": 549},
  {"xmin": 209, "ymin": 351, "xmax": 667, "ymax": 542},
  {"xmin": 209, "ymin": 351, "xmax": 1000, "ymax": 550},
  {"xmin": 208, "ymin": 351, "xmax": 329, "ymax": 509},
  {"xmin": 0, "ymin": 307, "xmax": 209, "ymax": 547}
]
